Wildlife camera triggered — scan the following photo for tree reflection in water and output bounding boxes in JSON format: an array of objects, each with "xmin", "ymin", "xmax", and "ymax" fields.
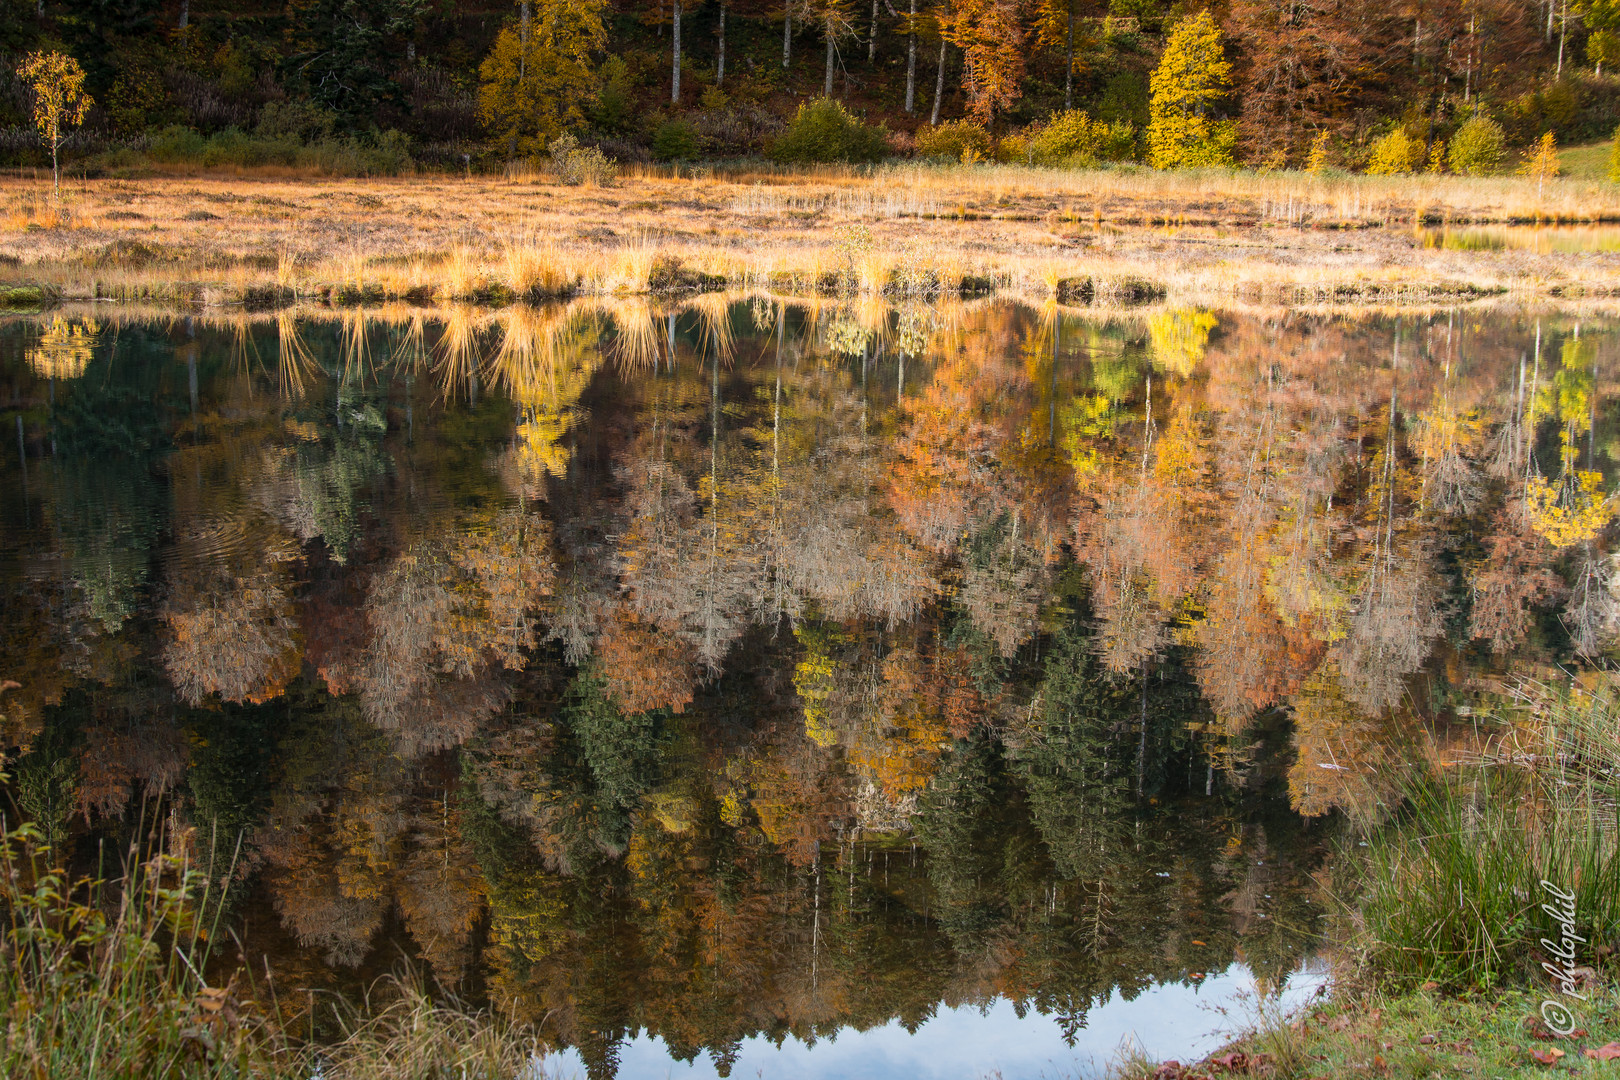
[{"xmin": 1, "ymin": 300, "xmax": 1614, "ymax": 1075}]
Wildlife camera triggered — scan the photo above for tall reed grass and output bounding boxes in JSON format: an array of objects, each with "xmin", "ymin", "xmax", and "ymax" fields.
[
  {"xmin": 0, "ymin": 819, "xmax": 260, "ymax": 1078},
  {"xmin": 1343, "ymin": 678, "xmax": 1620, "ymax": 990},
  {"xmin": 0, "ymin": 813, "xmax": 559, "ymax": 1079}
]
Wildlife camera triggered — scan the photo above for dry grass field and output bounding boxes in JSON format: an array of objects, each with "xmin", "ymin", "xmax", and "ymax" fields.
[{"xmin": 5, "ymin": 162, "xmax": 1620, "ymax": 308}]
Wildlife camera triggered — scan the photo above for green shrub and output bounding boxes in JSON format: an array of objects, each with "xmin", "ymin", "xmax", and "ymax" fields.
[
  {"xmin": 1365, "ymin": 129, "xmax": 1423, "ymax": 175},
  {"xmin": 1447, "ymin": 116, "xmax": 1506, "ymax": 176},
  {"xmin": 127, "ymin": 124, "xmax": 413, "ymax": 177},
  {"xmin": 148, "ymin": 125, "xmax": 207, "ymax": 163},
  {"xmin": 1352, "ymin": 771, "xmax": 1620, "ymax": 989},
  {"xmin": 914, "ymin": 119, "xmax": 990, "ymax": 163},
  {"xmin": 995, "ymin": 131, "xmax": 1032, "ymax": 164},
  {"xmin": 360, "ymin": 129, "xmax": 414, "ymax": 175},
  {"xmin": 652, "ymin": 118, "xmax": 700, "ymax": 161},
  {"xmin": 769, "ymin": 97, "xmax": 888, "ymax": 164},
  {"xmin": 1503, "ymin": 79, "xmax": 1579, "ymax": 144},
  {"xmin": 1030, "ymin": 109, "xmax": 1138, "ymax": 166},
  {"xmin": 255, "ymin": 100, "xmax": 338, "ymax": 142}
]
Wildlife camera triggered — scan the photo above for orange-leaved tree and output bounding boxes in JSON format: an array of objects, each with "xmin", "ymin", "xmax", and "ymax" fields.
[{"xmin": 941, "ymin": 0, "xmax": 1027, "ymax": 126}]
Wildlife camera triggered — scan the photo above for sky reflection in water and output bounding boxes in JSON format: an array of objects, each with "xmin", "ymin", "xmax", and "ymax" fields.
[{"xmin": 549, "ymin": 961, "xmax": 1329, "ymax": 1080}]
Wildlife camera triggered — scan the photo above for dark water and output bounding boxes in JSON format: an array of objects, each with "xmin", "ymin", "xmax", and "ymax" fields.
[{"xmin": 1, "ymin": 300, "xmax": 1612, "ymax": 1078}]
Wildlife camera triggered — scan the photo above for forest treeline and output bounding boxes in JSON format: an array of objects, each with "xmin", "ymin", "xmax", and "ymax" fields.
[{"xmin": 5, "ymin": 0, "xmax": 1620, "ymax": 175}]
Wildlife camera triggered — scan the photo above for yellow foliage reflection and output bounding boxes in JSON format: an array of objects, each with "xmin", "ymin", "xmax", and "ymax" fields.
[{"xmin": 25, "ymin": 316, "xmax": 99, "ymax": 379}]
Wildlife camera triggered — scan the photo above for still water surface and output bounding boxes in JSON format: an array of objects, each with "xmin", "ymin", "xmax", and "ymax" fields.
[{"xmin": 1, "ymin": 300, "xmax": 1611, "ymax": 1077}]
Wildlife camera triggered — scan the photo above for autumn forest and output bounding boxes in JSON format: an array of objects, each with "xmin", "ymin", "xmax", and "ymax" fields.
[{"xmin": 7, "ymin": 0, "xmax": 1620, "ymax": 176}]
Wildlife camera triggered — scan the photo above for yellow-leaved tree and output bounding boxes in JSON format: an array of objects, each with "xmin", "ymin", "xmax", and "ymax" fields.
[
  {"xmin": 1521, "ymin": 130, "xmax": 1561, "ymax": 197},
  {"xmin": 17, "ymin": 51, "xmax": 93, "ymax": 198},
  {"xmin": 478, "ymin": 0, "xmax": 606, "ymax": 155},
  {"xmin": 1147, "ymin": 11, "xmax": 1236, "ymax": 169}
]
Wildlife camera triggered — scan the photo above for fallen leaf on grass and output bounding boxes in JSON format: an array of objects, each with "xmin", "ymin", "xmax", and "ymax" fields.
[
  {"xmin": 1418, "ymin": 1034, "xmax": 1437, "ymax": 1045},
  {"xmin": 1419, "ymin": 980, "xmax": 1439, "ymax": 992},
  {"xmin": 1529, "ymin": 1048, "xmax": 1567, "ymax": 1065},
  {"xmin": 1585, "ymin": 1043, "xmax": 1620, "ymax": 1061},
  {"xmin": 1525, "ymin": 1016, "xmax": 1585, "ymax": 1040}
]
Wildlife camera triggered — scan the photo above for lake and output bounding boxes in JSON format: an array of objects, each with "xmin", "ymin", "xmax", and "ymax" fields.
[{"xmin": 1, "ymin": 298, "xmax": 1609, "ymax": 1078}]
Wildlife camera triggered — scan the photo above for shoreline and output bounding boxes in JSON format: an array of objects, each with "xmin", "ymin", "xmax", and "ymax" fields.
[{"xmin": 7, "ymin": 169, "xmax": 1620, "ymax": 312}]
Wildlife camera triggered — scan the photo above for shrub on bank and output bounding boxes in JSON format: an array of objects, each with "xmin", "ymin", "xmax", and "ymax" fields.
[
  {"xmin": 1030, "ymin": 109, "xmax": 1138, "ymax": 166},
  {"xmin": 548, "ymin": 134, "xmax": 616, "ymax": 185},
  {"xmin": 769, "ymin": 98, "xmax": 888, "ymax": 164},
  {"xmin": 1447, "ymin": 116, "xmax": 1506, "ymax": 175},
  {"xmin": 96, "ymin": 124, "xmax": 415, "ymax": 177},
  {"xmin": 651, "ymin": 118, "xmax": 700, "ymax": 161},
  {"xmin": 1365, "ymin": 129, "xmax": 1424, "ymax": 175},
  {"xmin": 915, "ymin": 119, "xmax": 990, "ymax": 163}
]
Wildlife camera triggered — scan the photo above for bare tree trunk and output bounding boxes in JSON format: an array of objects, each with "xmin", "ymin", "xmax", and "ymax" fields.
[
  {"xmin": 905, "ymin": 0, "xmax": 917, "ymax": 111},
  {"xmin": 870, "ymin": 0, "xmax": 880, "ymax": 61},
  {"xmin": 178, "ymin": 0, "xmax": 189, "ymax": 29},
  {"xmin": 1558, "ymin": 0, "xmax": 1568, "ymax": 77},
  {"xmin": 673, "ymin": 1, "xmax": 683, "ymax": 103},
  {"xmin": 784, "ymin": 8, "xmax": 792, "ymax": 67},
  {"xmin": 520, "ymin": 2, "xmax": 530, "ymax": 81},
  {"xmin": 718, "ymin": 2, "xmax": 728, "ymax": 84},
  {"xmin": 1137, "ymin": 662, "xmax": 1147, "ymax": 799},
  {"xmin": 825, "ymin": 19, "xmax": 836, "ymax": 95},
  {"xmin": 931, "ymin": 38, "xmax": 946, "ymax": 124},
  {"xmin": 1064, "ymin": 0, "xmax": 1075, "ymax": 109}
]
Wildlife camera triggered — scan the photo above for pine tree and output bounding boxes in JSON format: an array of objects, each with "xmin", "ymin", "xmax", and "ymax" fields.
[{"xmin": 1147, "ymin": 11, "xmax": 1237, "ymax": 169}]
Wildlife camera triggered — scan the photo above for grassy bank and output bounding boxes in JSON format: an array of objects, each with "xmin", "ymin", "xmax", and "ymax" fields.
[
  {"xmin": 4, "ymin": 164, "xmax": 1620, "ymax": 311},
  {"xmin": 1123, "ymin": 985, "xmax": 1620, "ymax": 1080},
  {"xmin": 1117, "ymin": 677, "xmax": 1620, "ymax": 1080},
  {"xmin": 0, "ymin": 819, "xmax": 552, "ymax": 1080}
]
